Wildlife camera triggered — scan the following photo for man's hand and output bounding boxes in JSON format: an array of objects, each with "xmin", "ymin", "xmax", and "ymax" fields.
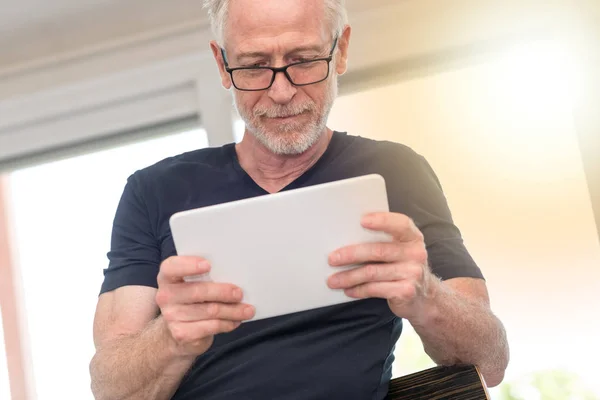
[
  {"xmin": 327, "ymin": 212, "xmax": 509, "ymax": 386},
  {"xmin": 156, "ymin": 256, "xmax": 256, "ymax": 358},
  {"xmin": 327, "ymin": 212, "xmax": 435, "ymax": 321}
]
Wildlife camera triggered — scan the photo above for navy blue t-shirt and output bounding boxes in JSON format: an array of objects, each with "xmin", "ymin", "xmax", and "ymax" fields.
[{"xmin": 100, "ymin": 131, "xmax": 483, "ymax": 400}]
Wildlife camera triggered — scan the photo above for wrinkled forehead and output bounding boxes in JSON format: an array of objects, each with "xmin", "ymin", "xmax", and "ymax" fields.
[{"xmin": 223, "ymin": 0, "xmax": 331, "ymax": 53}]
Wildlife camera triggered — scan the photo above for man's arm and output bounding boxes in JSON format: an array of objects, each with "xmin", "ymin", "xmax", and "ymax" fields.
[
  {"xmin": 327, "ymin": 212, "xmax": 509, "ymax": 387},
  {"xmin": 89, "ymin": 286, "xmax": 196, "ymax": 400},
  {"xmin": 90, "ymin": 257, "xmax": 255, "ymax": 400},
  {"xmin": 410, "ymin": 277, "xmax": 509, "ymax": 387}
]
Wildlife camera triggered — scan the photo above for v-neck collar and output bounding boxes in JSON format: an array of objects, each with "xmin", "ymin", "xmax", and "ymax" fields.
[{"xmin": 228, "ymin": 131, "xmax": 346, "ymax": 195}]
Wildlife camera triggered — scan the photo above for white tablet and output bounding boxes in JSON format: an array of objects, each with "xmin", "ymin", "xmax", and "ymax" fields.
[{"xmin": 169, "ymin": 174, "xmax": 391, "ymax": 322}]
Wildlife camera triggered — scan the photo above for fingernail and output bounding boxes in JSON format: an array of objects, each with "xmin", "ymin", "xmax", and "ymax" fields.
[
  {"xmin": 362, "ymin": 215, "xmax": 375, "ymax": 226},
  {"xmin": 233, "ymin": 288, "xmax": 243, "ymax": 300},
  {"xmin": 330, "ymin": 252, "xmax": 341, "ymax": 265},
  {"xmin": 197, "ymin": 260, "xmax": 210, "ymax": 271},
  {"xmin": 244, "ymin": 306, "xmax": 255, "ymax": 319},
  {"xmin": 329, "ymin": 276, "xmax": 340, "ymax": 287}
]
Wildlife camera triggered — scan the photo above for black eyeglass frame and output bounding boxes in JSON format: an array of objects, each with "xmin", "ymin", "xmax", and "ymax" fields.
[{"xmin": 220, "ymin": 37, "xmax": 339, "ymax": 92}]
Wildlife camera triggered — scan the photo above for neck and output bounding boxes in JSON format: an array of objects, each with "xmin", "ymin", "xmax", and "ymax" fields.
[{"xmin": 235, "ymin": 128, "xmax": 334, "ymax": 193}]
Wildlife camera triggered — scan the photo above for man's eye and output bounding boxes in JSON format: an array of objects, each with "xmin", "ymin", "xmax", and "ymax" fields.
[{"xmin": 241, "ymin": 62, "xmax": 267, "ymax": 68}]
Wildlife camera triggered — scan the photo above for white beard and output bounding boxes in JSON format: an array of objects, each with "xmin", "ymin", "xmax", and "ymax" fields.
[{"xmin": 233, "ymin": 76, "xmax": 338, "ymax": 155}]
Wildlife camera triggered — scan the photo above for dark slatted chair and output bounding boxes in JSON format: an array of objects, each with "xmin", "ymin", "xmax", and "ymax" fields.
[{"xmin": 386, "ymin": 364, "xmax": 491, "ymax": 400}]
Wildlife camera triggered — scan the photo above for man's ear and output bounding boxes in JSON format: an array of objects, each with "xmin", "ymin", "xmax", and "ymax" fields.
[
  {"xmin": 210, "ymin": 40, "xmax": 233, "ymax": 89},
  {"xmin": 335, "ymin": 25, "xmax": 352, "ymax": 76}
]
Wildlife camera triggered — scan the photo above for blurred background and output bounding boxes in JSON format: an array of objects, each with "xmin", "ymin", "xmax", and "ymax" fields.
[{"xmin": 0, "ymin": 0, "xmax": 599, "ymax": 399}]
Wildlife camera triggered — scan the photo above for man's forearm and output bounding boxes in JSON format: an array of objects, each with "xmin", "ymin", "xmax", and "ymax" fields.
[
  {"xmin": 90, "ymin": 316, "xmax": 196, "ymax": 400},
  {"xmin": 410, "ymin": 279, "xmax": 509, "ymax": 387}
]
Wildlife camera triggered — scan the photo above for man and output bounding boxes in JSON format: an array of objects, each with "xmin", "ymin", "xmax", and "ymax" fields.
[{"xmin": 89, "ymin": 0, "xmax": 509, "ymax": 399}]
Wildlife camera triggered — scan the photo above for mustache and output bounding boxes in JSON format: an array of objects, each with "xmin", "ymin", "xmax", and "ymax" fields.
[{"xmin": 253, "ymin": 102, "xmax": 316, "ymax": 118}]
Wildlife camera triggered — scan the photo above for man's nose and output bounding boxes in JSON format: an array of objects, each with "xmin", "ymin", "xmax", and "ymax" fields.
[{"xmin": 267, "ymin": 71, "xmax": 297, "ymax": 104}]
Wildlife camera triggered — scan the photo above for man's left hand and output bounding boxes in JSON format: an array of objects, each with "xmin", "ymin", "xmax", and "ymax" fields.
[{"xmin": 327, "ymin": 212, "xmax": 436, "ymax": 321}]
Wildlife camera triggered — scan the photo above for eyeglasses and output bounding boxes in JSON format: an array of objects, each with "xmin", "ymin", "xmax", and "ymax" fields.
[{"xmin": 221, "ymin": 37, "xmax": 339, "ymax": 91}]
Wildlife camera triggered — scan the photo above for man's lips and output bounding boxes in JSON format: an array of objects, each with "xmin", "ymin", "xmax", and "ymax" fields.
[
  {"xmin": 267, "ymin": 111, "xmax": 308, "ymax": 120},
  {"xmin": 273, "ymin": 115, "xmax": 297, "ymax": 120}
]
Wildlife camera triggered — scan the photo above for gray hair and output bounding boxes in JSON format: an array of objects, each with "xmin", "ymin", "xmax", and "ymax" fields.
[{"xmin": 203, "ymin": 0, "xmax": 348, "ymax": 45}]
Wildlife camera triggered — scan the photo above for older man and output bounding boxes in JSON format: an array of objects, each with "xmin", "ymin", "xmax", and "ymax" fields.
[{"xmin": 89, "ymin": 0, "xmax": 509, "ymax": 399}]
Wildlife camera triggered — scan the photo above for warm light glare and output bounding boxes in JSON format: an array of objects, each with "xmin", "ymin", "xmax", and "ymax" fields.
[
  {"xmin": 466, "ymin": 39, "xmax": 584, "ymax": 184},
  {"xmin": 493, "ymin": 39, "xmax": 580, "ymax": 114},
  {"xmin": 327, "ymin": 41, "xmax": 600, "ymax": 398}
]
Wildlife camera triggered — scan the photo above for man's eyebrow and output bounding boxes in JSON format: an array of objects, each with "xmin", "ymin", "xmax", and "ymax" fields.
[
  {"xmin": 235, "ymin": 44, "xmax": 326, "ymax": 62},
  {"xmin": 236, "ymin": 51, "xmax": 270, "ymax": 62},
  {"xmin": 287, "ymin": 44, "xmax": 326, "ymax": 54}
]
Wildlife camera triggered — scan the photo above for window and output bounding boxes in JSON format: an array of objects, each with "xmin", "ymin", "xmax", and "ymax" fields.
[
  {"xmin": 234, "ymin": 117, "xmax": 245, "ymax": 143},
  {"xmin": 6, "ymin": 128, "xmax": 208, "ymax": 399}
]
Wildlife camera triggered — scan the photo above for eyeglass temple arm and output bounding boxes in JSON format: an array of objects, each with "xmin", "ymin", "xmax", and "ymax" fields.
[{"xmin": 220, "ymin": 48, "xmax": 231, "ymax": 68}]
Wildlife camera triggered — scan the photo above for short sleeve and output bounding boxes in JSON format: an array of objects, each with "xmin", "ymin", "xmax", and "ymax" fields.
[
  {"xmin": 385, "ymin": 145, "xmax": 484, "ymax": 281},
  {"xmin": 99, "ymin": 172, "xmax": 161, "ymax": 295}
]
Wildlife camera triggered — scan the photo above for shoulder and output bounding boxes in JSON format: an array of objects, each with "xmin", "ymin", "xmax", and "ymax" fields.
[
  {"xmin": 129, "ymin": 145, "xmax": 232, "ymax": 187},
  {"xmin": 336, "ymin": 132, "xmax": 445, "ymax": 200},
  {"xmin": 338, "ymin": 133, "xmax": 432, "ymax": 175}
]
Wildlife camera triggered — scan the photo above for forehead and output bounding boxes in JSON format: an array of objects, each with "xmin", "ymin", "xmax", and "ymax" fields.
[{"xmin": 224, "ymin": 0, "xmax": 330, "ymax": 52}]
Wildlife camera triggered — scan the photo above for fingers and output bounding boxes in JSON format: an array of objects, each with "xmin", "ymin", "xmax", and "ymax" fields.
[
  {"xmin": 329, "ymin": 241, "xmax": 427, "ymax": 267},
  {"xmin": 328, "ymin": 262, "xmax": 424, "ymax": 290},
  {"xmin": 156, "ymin": 257, "xmax": 254, "ymax": 356},
  {"xmin": 164, "ymin": 303, "xmax": 256, "ymax": 323},
  {"xmin": 169, "ymin": 320, "xmax": 243, "ymax": 343},
  {"xmin": 361, "ymin": 212, "xmax": 424, "ymax": 243},
  {"xmin": 329, "ymin": 242, "xmax": 403, "ymax": 266},
  {"xmin": 344, "ymin": 280, "xmax": 417, "ymax": 301},
  {"xmin": 157, "ymin": 282, "xmax": 244, "ymax": 306},
  {"xmin": 158, "ymin": 256, "xmax": 211, "ymax": 283}
]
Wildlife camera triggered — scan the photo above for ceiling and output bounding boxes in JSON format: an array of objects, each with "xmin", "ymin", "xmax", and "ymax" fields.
[
  {"xmin": 0, "ymin": 0, "xmax": 400, "ymax": 72},
  {"xmin": 0, "ymin": 0, "xmax": 396, "ymax": 33},
  {"xmin": 0, "ymin": 0, "xmax": 121, "ymax": 34},
  {"xmin": 0, "ymin": 0, "xmax": 207, "ymax": 69}
]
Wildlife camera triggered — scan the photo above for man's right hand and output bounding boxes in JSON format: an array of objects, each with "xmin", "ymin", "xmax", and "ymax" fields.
[{"xmin": 156, "ymin": 256, "xmax": 255, "ymax": 358}]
